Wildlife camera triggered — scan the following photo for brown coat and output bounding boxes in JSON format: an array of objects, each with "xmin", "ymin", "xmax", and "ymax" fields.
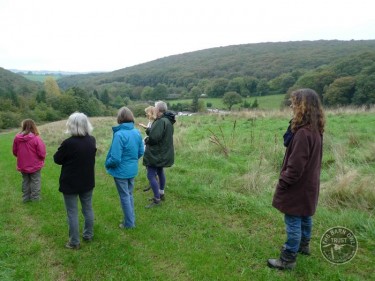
[{"xmin": 272, "ymin": 126, "xmax": 323, "ymax": 216}]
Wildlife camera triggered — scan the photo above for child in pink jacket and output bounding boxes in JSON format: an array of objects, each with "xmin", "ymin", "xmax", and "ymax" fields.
[{"xmin": 13, "ymin": 119, "xmax": 46, "ymax": 202}]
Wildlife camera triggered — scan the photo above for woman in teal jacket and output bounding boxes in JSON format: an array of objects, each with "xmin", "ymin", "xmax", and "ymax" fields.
[{"xmin": 105, "ymin": 107, "xmax": 144, "ymax": 229}]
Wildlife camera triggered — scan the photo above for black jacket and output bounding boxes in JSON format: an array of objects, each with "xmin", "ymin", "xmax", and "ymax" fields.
[{"xmin": 54, "ymin": 135, "xmax": 97, "ymax": 194}]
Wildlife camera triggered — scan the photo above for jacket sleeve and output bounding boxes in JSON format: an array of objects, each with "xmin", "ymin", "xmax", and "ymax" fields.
[
  {"xmin": 36, "ymin": 137, "xmax": 47, "ymax": 160},
  {"xmin": 138, "ymin": 132, "xmax": 144, "ymax": 159},
  {"xmin": 105, "ymin": 134, "xmax": 123, "ymax": 168},
  {"xmin": 54, "ymin": 140, "xmax": 67, "ymax": 165},
  {"xmin": 278, "ymin": 129, "xmax": 310, "ymax": 188},
  {"xmin": 12, "ymin": 137, "xmax": 18, "ymax": 157}
]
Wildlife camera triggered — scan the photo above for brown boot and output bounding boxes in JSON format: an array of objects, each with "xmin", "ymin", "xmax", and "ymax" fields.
[{"xmin": 267, "ymin": 249, "xmax": 297, "ymax": 270}]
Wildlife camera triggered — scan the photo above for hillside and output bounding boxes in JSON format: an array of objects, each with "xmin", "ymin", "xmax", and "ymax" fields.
[
  {"xmin": 57, "ymin": 40, "xmax": 375, "ymax": 90},
  {"xmin": 1, "ymin": 39, "xmax": 375, "ymax": 130},
  {"xmin": 0, "ymin": 67, "xmax": 42, "ymax": 97}
]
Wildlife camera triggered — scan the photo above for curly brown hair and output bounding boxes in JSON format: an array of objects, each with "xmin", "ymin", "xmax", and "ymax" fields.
[{"xmin": 290, "ymin": 88, "xmax": 325, "ymax": 134}]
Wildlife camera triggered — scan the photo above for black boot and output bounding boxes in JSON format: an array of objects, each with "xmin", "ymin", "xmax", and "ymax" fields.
[
  {"xmin": 298, "ymin": 238, "xmax": 311, "ymax": 255},
  {"xmin": 267, "ymin": 249, "xmax": 297, "ymax": 270}
]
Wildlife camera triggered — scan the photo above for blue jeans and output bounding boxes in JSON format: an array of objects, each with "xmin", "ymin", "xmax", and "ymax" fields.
[
  {"xmin": 114, "ymin": 178, "xmax": 135, "ymax": 228},
  {"xmin": 284, "ymin": 214, "xmax": 312, "ymax": 253},
  {"xmin": 63, "ymin": 190, "xmax": 94, "ymax": 245},
  {"xmin": 146, "ymin": 166, "xmax": 166, "ymax": 199}
]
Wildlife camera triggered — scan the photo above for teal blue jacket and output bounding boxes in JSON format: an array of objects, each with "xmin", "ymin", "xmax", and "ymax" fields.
[{"xmin": 105, "ymin": 122, "xmax": 144, "ymax": 179}]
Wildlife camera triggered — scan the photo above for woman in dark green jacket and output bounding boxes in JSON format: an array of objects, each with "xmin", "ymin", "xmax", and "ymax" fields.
[{"xmin": 143, "ymin": 101, "xmax": 175, "ymax": 208}]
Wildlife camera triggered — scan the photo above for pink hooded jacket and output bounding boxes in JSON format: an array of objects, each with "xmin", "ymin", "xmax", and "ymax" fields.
[{"xmin": 13, "ymin": 133, "xmax": 46, "ymax": 173}]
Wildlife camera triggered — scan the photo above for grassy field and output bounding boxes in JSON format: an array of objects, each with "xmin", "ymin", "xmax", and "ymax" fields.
[
  {"xmin": 1, "ymin": 107, "xmax": 375, "ymax": 280},
  {"xmin": 168, "ymin": 94, "xmax": 286, "ymax": 111},
  {"xmin": 22, "ymin": 74, "xmax": 63, "ymax": 82}
]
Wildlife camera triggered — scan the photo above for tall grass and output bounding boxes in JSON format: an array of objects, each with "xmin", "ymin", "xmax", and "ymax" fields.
[
  {"xmin": 1, "ymin": 109, "xmax": 375, "ymax": 280},
  {"xmin": 168, "ymin": 94, "xmax": 286, "ymax": 111}
]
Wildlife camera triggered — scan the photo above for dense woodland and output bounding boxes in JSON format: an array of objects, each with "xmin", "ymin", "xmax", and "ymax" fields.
[{"xmin": 1, "ymin": 40, "xmax": 375, "ymax": 129}]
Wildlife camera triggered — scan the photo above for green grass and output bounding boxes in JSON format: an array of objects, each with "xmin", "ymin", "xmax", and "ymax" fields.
[
  {"xmin": 1, "ymin": 109, "xmax": 374, "ymax": 280},
  {"xmin": 168, "ymin": 94, "xmax": 286, "ymax": 111}
]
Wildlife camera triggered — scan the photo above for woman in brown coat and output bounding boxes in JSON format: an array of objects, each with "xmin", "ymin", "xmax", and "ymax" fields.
[{"xmin": 268, "ymin": 88, "xmax": 325, "ymax": 270}]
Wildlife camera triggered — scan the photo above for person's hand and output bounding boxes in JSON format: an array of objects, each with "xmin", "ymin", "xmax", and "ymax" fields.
[{"xmin": 139, "ymin": 123, "xmax": 147, "ymax": 129}]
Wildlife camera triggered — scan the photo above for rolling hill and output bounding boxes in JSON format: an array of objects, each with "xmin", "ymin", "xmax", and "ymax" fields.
[
  {"xmin": 0, "ymin": 67, "xmax": 42, "ymax": 97},
  {"xmin": 56, "ymin": 40, "xmax": 375, "ymax": 91}
]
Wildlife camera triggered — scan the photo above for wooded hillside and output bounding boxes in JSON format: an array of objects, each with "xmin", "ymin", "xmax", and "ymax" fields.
[
  {"xmin": 1, "ymin": 40, "xmax": 375, "ymax": 129},
  {"xmin": 57, "ymin": 40, "xmax": 375, "ymax": 98}
]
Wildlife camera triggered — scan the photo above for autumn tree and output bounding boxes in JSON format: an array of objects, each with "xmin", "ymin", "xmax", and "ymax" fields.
[{"xmin": 44, "ymin": 76, "xmax": 61, "ymax": 98}]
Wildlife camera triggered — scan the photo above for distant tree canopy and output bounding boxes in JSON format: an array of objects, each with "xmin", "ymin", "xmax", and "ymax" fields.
[
  {"xmin": 223, "ymin": 92, "xmax": 243, "ymax": 110},
  {"xmin": 1, "ymin": 40, "xmax": 375, "ymax": 129}
]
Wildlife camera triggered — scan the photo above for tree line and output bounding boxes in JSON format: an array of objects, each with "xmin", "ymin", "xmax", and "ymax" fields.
[{"xmin": 1, "ymin": 40, "xmax": 375, "ymax": 129}]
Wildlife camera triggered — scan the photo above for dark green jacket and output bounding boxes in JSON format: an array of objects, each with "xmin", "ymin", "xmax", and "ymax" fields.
[{"xmin": 143, "ymin": 112, "xmax": 175, "ymax": 167}]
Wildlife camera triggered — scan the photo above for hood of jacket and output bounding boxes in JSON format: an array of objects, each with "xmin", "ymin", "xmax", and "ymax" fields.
[
  {"xmin": 112, "ymin": 122, "xmax": 135, "ymax": 132},
  {"xmin": 163, "ymin": 112, "xmax": 176, "ymax": 124},
  {"xmin": 15, "ymin": 132, "xmax": 37, "ymax": 142}
]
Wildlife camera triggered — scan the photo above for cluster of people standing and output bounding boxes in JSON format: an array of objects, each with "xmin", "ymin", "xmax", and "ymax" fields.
[
  {"xmin": 12, "ymin": 100, "xmax": 176, "ymax": 250},
  {"xmin": 12, "ymin": 89, "xmax": 325, "ymax": 271}
]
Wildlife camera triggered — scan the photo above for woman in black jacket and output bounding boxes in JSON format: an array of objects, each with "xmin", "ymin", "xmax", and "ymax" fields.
[{"xmin": 54, "ymin": 112, "xmax": 97, "ymax": 249}]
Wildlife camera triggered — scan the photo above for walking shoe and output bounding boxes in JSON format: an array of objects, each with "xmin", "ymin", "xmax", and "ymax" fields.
[
  {"xmin": 65, "ymin": 242, "xmax": 80, "ymax": 250},
  {"xmin": 145, "ymin": 198, "xmax": 161, "ymax": 208},
  {"xmin": 160, "ymin": 194, "xmax": 165, "ymax": 201},
  {"xmin": 267, "ymin": 248, "xmax": 297, "ymax": 270},
  {"xmin": 83, "ymin": 236, "xmax": 93, "ymax": 242},
  {"xmin": 267, "ymin": 258, "xmax": 296, "ymax": 270}
]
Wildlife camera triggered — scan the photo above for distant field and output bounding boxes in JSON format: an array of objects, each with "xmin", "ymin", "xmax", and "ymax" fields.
[
  {"xmin": 168, "ymin": 94, "xmax": 286, "ymax": 111},
  {"xmin": 22, "ymin": 74, "xmax": 63, "ymax": 82}
]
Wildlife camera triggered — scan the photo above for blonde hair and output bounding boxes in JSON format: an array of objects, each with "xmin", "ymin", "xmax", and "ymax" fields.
[
  {"xmin": 21, "ymin": 119, "xmax": 39, "ymax": 135},
  {"xmin": 145, "ymin": 106, "xmax": 156, "ymax": 121},
  {"xmin": 66, "ymin": 112, "xmax": 93, "ymax": 136}
]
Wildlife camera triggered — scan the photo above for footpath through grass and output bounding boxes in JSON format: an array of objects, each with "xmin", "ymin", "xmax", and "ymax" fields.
[{"xmin": 1, "ymin": 110, "xmax": 374, "ymax": 280}]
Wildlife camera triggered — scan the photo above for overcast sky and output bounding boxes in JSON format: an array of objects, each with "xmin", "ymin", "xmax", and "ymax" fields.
[{"xmin": 1, "ymin": 0, "xmax": 374, "ymax": 72}]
